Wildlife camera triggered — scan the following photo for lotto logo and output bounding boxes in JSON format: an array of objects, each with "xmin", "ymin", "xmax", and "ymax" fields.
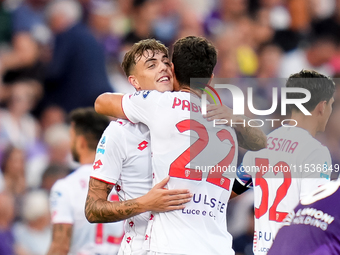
[
  {"xmin": 145, "ymin": 235, "xmax": 149, "ymax": 240},
  {"xmin": 150, "ymin": 214, "xmax": 154, "ymax": 220},
  {"xmin": 93, "ymin": 160, "xmax": 103, "ymax": 170},
  {"xmin": 126, "ymin": 237, "xmax": 131, "ymax": 243},
  {"xmin": 138, "ymin": 141, "xmax": 148, "ymax": 151},
  {"xmin": 116, "ymin": 184, "xmax": 121, "ymax": 192},
  {"xmin": 129, "ymin": 221, "xmax": 134, "ymax": 227}
]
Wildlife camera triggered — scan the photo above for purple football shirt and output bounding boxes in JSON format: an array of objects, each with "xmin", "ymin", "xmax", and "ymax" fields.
[{"xmin": 268, "ymin": 181, "xmax": 340, "ymax": 255}]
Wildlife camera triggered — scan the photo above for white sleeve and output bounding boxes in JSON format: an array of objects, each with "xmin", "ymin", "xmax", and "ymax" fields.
[
  {"xmin": 300, "ymin": 147, "xmax": 332, "ymax": 199},
  {"xmin": 90, "ymin": 122, "xmax": 126, "ymax": 185},
  {"xmin": 50, "ymin": 180, "xmax": 74, "ymax": 224},
  {"xmin": 121, "ymin": 90, "xmax": 161, "ymax": 124}
]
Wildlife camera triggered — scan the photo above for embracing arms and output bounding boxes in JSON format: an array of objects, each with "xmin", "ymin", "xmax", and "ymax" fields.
[
  {"xmin": 85, "ymin": 176, "xmax": 192, "ymax": 223},
  {"xmin": 205, "ymin": 104, "xmax": 267, "ymax": 151}
]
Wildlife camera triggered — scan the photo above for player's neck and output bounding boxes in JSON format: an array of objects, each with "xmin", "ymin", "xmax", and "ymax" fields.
[
  {"xmin": 290, "ymin": 112, "xmax": 318, "ymax": 137},
  {"xmin": 180, "ymin": 87, "xmax": 202, "ymax": 98}
]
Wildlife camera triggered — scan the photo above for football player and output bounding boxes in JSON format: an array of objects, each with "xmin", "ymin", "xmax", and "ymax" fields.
[{"xmin": 233, "ymin": 70, "xmax": 335, "ymax": 255}]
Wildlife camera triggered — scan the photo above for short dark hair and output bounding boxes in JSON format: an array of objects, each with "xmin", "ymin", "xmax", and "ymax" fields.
[
  {"xmin": 172, "ymin": 36, "xmax": 217, "ymax": 89},
  {"xmin": 69, "ymin": 108, "xmax": 110, "ymax": 150},
  {"xmin": 122, "ymin": 39, "xmax": 168, "ymax": 77},
  {"xmin": 286, "ymin": 70, "xmax": 335, "ymax": 113}
]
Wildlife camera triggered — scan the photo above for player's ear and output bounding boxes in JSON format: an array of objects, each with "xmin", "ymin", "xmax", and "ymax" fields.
[
  {"xmin": 128, "ymin": 75, "xmax": 141, "ymax": 91},
  {"xmin": 316, "ymin": 101, "xmax": 327, "ymax": 115},
  {"xmin": 78, "ymin": 135, "xmax": 88, "ymax": 150},
  {"xmin": 171, "ymin": 62, "xmax": 174, "ymax": 73}
]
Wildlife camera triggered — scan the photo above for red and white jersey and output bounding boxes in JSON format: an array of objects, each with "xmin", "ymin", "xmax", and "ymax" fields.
[
  {"xmin": 50, "ymin": 164, "xmax": 124, "ymax": 255},
  {"xmin": 240, "ymin": 126, "xmax": 332, "ymax": 255},
  {"xmin": 122, "ymin": 90, "xmax": 238, "ymax": 255},
  {"xmin": 90, "ymin": 120, "xmax": 153, "ymax": 255}
]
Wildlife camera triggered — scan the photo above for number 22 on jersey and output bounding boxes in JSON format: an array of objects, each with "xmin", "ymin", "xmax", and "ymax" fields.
[{"xmin": 169, "ymin": 119, "xmax": 235, "ymax": 190}]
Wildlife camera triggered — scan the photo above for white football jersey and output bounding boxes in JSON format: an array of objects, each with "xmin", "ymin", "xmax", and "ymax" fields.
[
  {"xmin": 90, "ymin": 120, "xmax": 153, "ymax": 255},
  {"xmin": 50, "ymin": 164, "xmax": 124, "ymax": 255},
  {"xmin": 240, "ymin": 126, "xmax": 332, "ymax": 255},
  {"xmin": 122, "ymin": 90, "xmax": 238, "ymax": 255}
]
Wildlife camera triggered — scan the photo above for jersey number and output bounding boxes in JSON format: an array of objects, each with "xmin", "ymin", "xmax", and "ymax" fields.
[
  {"xmin": 255, "ymin": 158, "xmax": 291, "ymax": 222},
  {"xmin": 169, "ymin": 119, "xmax": 235, "ymax": 190}
]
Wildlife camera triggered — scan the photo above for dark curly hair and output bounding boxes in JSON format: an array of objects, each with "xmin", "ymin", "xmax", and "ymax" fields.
[{"xmin": 172, "ymin": 36, "xmax": 217, "ymax": 89}]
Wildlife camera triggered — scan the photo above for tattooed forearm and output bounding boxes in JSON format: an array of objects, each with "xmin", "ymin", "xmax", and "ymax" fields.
[
  {"xmin": 85, "ymin": 178, "xmax": 144, "ymax": 223},
  {"xmin": 234, "ymin": 116, "xmax": 267, "ymax": 151}
]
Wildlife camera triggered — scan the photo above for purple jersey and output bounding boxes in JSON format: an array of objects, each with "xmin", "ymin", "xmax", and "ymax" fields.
[{"xmin": 268, "ymin": 180, "xmax": 340, "ymax": 255}]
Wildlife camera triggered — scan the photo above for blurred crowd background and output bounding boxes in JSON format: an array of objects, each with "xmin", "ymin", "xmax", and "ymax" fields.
[{"xmin": 1, "ymin": 0, "xmax": 340, "ymax": 254}]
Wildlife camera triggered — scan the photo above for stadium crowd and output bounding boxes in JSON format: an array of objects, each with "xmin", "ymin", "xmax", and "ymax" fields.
[{"xmin": 0, "ymin": 0, "xmax": 340, "ymax": 254}]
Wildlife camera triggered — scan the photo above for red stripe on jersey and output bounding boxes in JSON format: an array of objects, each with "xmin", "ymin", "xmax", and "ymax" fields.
[
  {"xmin": 90, "ymin": 176, "xmax": 115, "ymax": 185},
  {"xmin": 107, "ymin": 233, "xmax": 124, "ymax": 244}
]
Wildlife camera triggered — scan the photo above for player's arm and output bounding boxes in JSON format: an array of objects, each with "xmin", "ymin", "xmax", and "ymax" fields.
[
  {"xmin": 46, "ymin": 224, "xmax": 72, "ymax": 255},
  {"xmin": 48, "ymin": 181, "xmax": 74, "ymax": 255},
  {"xmin": 95, "ymin": 93, "xmax": 126, "ymax": 119},
  {"xmin": 85, "ymin": 176, "xmax": 192, "ymax": 223},
  {"xmin": 205, "ymin": 104, "xmax": 267, "ymax": 151}
]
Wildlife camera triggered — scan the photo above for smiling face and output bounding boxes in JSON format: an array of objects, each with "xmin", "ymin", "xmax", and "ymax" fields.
[{"xmin": 128, "ymin": 50, "xmax": 173, "ymax": 92}]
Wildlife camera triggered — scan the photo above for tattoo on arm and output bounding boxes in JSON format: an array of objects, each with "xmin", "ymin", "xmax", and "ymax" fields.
[
  {"xmin": 85, "ymin": 178, "xmax": 142, "ymax": 223},
  {"xmin": 235, "ymin": 116, "xmax": 266, "ymax": 151}
]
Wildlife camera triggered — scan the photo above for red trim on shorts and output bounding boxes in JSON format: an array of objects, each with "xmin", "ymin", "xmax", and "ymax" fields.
[
  {"xmin": 122, "ymin": 95, "xmax": 136, "ymax": 124},
  {"xmin": 90, "ymin": 176, "xmax": 115, "ymax": 185}
]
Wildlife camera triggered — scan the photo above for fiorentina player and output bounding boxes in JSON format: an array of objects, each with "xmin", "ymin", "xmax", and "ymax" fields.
[
  {"xmin": 47, "ymin": 108, "xmax": 124, "ymax": 255},
  {"xmin": 85, "ymin": 39, "xmax": 193, "ymax": 255},
  {"xmin": 94, "ymin": 36, "xmax": 242, "ymax": 254},
  {"xmin": 232, "ymin": 70, "xmax": 334, "ymax": 255},
  {"xmin": 268, "ymin": 180, "xmax": 340, "ymax": 255}
]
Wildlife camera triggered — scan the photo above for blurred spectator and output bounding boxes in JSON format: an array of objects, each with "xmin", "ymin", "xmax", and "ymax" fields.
[
  {"xmin": 176, "ymin": 9, "xmax": 203, "ymax": 39},
  {"xmin": 257, "ymin": 43, "xmax": 282, "ymax": 78},
  {"xmin": 0, "ymin": 192, "xmax": 16, "ymax": 255},
  {"xmin": 121, "ymin": 0, "xmax": 160, "ymax": 47},
  {"xmin": 39, "ymin": 105, "xmax": 66, "ymax": 132},
  {"xmin": 204, "ymin": 0, "xmax": 249, "ymax": 37},
  {"xmin": 153, "ymin": 0, "xmax": 181, "ymax": 45},
  {"xmin": 258, "ymin": 0, "xmax": 291, "ymax": 31},
  {"xmin": 25, "ymin": 123, "xmax": 71, "ymax": 189},
  {"xmin": 0, "ymin": 0, "xmax": 50, "ymax": 82},
  {"xmin": 88, "ymin": 0, "xmax": 120, "ymax": 63},
  {"xmin": 40, "ymin": 164, "xmax": 69, "ymax": 192},
  {"xmin": 44, "ymin": 0, "xmax": 112, "ymax": 113},
  {"xmin": 0, "ymin": 146, "xmax": 26, "ymax": 197},
  {"xmin": 13, "ymin": 190, "xmax": 51, "ymax": 255},
  {"xmin": 43, "ymin": 123, "xmax": 71, "ymax": 166},
  {"xmin": 0, "ymin": 80, "xmax": 41, "ymax": 160},
  {"xmin": 279, "ymin": 36, "xmax": 337, "ymax": 78},
  {"xmin": 312, "ymin": 0, "xmax": 340, "ymax": 43}
]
